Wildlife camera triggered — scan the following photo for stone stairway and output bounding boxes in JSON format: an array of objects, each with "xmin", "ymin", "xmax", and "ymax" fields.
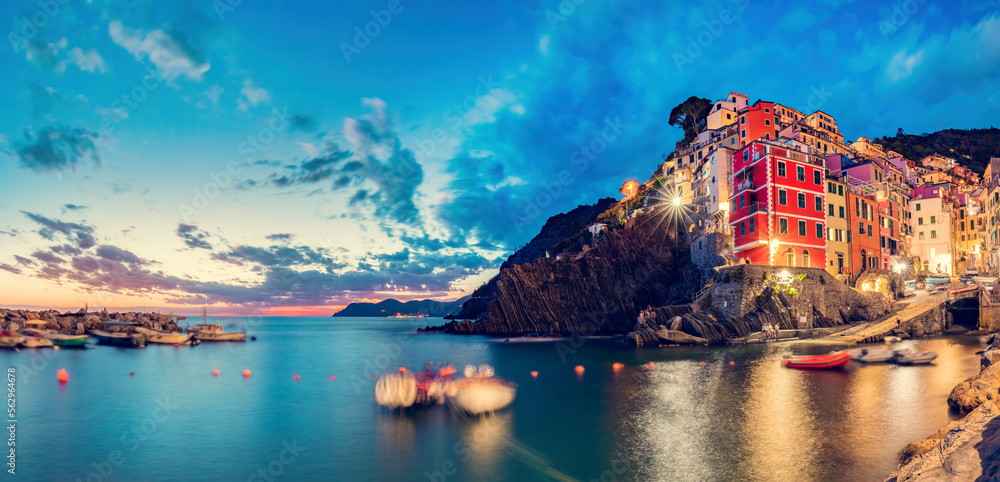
[{"xmin": 822, "ymin": 291, "xmax": 949, "ymax": 344}]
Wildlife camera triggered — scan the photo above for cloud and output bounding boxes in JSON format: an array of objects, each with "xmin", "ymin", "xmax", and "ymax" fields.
[
  {"xmin": 13, "ymin": 126, "xmax": 100, "ymax": 173},
  {"xmin": 23, "ymin": 82, "xmax": 60, "ymax": 118},
  {"xmin": 109, "ymin": 20, "xmax": 210, "ymax": 81},
  {"xmin": 0, "ymin": 264, "xmax": 21, "ymax": 275},
  {"xmin": 62, "ymin": 204, "xmax": 88, "ymax": 213},
  {"xmin": 237, "ymin": 79, "xmax": 270, "ymax": 112},
  {"xmin": 22, "ymin": 212, "xmax": 97, "ymax": 249},
  {"xmin": 21, "ymin": 38, "xmax": 66, "ymax": 72},
  {"xmin": 175, "ymin": 223, "xmax": 213, "ymax": 250},
  {"xmin": 290, "ymin": 114, "xmax": 317, "ymax": 132},
  {"xmin": 265, "ymin": 233, "xmax": 294, "ymax": 241},
  {"xmin": 776, "ymin": 7, "xmax": 818, "ymax": 33},
  {"xmin": 69, "ymin": 48, "xmax": 109, "ymax": 73}
]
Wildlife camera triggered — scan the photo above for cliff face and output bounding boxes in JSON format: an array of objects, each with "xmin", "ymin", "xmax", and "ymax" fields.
[
  {"xmin": 444, "ymin": 217, "xmax": 696, "ymax": 336},
  {"xmin": 333, "ymin": 297, "xmax": 468, "ymax": 317},
  {"xmin": 452, "ymin": 197, "xmax": 618, "ymax": 320}
]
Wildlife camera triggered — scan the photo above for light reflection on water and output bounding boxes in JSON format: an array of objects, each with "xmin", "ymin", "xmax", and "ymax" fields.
[{"xmin": 5, "ymin": 318, "xmax": 986, "ymax": 481}]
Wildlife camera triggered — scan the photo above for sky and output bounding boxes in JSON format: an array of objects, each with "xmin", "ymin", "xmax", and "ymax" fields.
[{"xmin": 0, "ymin": 0, "xmax": 998, "ymax": 315}]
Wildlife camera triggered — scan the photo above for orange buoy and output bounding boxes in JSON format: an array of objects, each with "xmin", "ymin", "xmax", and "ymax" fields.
[
  {"xmin": 729, "ymin": 361, "xmax": 735, "ymax": 366},
  {"xmin": 612, "ymin": 362, "xmax": 624, "ymax": 370},
  {"xmin": 647, "ymin": 362, "xmax": 655, "ymax": 368},
  {"xmin": 700, "ymin": 361, "xmax": 707, "ymax": 366},
  {"xmin": 212, "ymin": 369, "xmax": 220, "ymax": 376},
  {"xmin": 293, "ymin": 374, "xmax": 300, "ymax": 381},
  {"xmin": 174, "ymin": 343, "xmax": 179, "ymax": 347},
  {"xmin": 243, "ymin": 369, "xmax": 252, "ymax": 378},
  {"xmin": 329, "ymin": 376, "xmax": 336, "ymax": 381},
  {"xmin": 129, "ymin": 372, "xmax": 135, "ymax": 376},
  {"xmin": 574, "ymin": 365, "xmax": 585, "ymax": 374},
  {"xmin": 398, "ymin": 367, "xmax": 407, "ymax": 374},
  {"xmin": 57, "ymin": 369, "xmax": 69, "ymax": 383},
  {"xmin": 371, "ymin": 374, "xmax": 377, "ymax": 378},
  {"xmin": 530, "ymin": 371, "xmax": 538, "ymax": 378}
]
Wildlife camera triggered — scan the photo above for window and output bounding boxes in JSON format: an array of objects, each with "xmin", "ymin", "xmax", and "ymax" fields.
[
  {"xmin": 828, "ymin": 182, "xmax": 835, "ymax": 194},
  {"xmin": 741, "ymin": 129, "xmax": 746, "ymax": 138},
  {"xmin": 931, "ymin": 230, "xmax": 937, "ymax": 239},
  {"xmin": 764, "ymin": 107, "xmax": 770, "ymax": 113},
  {"xmin": 919, "ymin": 232, "xmax": 925, "ymax": 240},
  {"xmin": 918, "ymin": 217, "xmax": 923, "ymax": 225},
  {"xmin": 749, "ymin": 218, "xmax": 755, "ymax": 233},
  {"xmin": 796, "ymin": 165, "xmax": 805, "ymax": 182},
  {"xmin": 765, "ymin": 119, "xmax": 771, "ymax": 126},
  {"xmin": 839, "ymin": 206, "xmax": 845, "ymax": 218},
  {"xmin": 816, "ymin": 223, "xmax": 824, "ymax": 238},
  {"xmin": 814, "ymin": 170, "xmax": 821, "ymax": 184},
  {"xmin": 867, "ymin": 224, "xmax": 872, "ymax": 237},
  {"xmin": 777, "ymin": 161, "xmax": 786, "ymax": 177},
  {"xmin": 779, "ymin": 190, "xmax": 787, "ymax": 205},
  {"xmin": 779, "ymin": 218, "xmax": 788, "ymax": 234},
  {"xmin": 739, "ymin": 195, "xmax": 745, "ymax": 210},
  {"xmin": 859, "ymin": 221, "xmax": 865, "ymax": 234},
  {"xmin": 798, "ymin": 193, "xmax": 806, "ymax": 208},
  {"xmin": 786, "ymin": 248, "xmax": 795, "ymax": 266},
  {"xmin": 802, "ymin": 250, "xmax": 810, "ymax": 268},
  {"xmin": 828, "ymin": 203, "xmax": 834, "ymax": 216},
  {"xmin": 740, "ymin": 222, "xmax": 745, "ymax": 236},
  {"xmin": 740, "ymin": 116, "xmax": 745, "ymax": 125},
  {"xmin": 930, "ymin": 216, "xmax": 936, "ymax": 224},
  {"xmin": 798, "ymin": 220, "xmax": 807, "ymax": 236},
  {"xmin": 962, "ymin": 234, "xmax": 966, "ymax": 241},
  {"xmin": 916, "ymin": 203, "xmax": 921, "ymax": 211},
  {"xmin": 815, "ymin": 196, "xmax": 823, "ymax": 211}
]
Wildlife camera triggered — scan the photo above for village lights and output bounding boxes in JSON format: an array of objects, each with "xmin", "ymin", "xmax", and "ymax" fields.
[{"xmin": 672, "ymin": 197, "xmax": 683, "ymax": 207}]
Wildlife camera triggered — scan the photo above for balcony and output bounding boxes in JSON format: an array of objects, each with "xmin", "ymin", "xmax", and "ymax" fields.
[{"xmin": 746, "ymin": 201, "xmax": 768, "ymax": 214}]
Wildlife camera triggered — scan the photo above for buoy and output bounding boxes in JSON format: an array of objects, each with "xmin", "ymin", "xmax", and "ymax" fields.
[
  {"xmin": 530, "ymin": 371, "xmax": 538, "ymax": 378},
  {"xmin": 129, "ymin": 372, "xmax": 134, "ymax": 376},
  {"xmin": 729, "ymin": 361, "xmax": 735, "ymax": 366},
  {"xmin": 700, "ymin": 361, "xmax": 707, "ymax": 366},
  {"xmin": 574, "ymin": 365, "xmax": 585, "ymax": 374},
  {"xmin": 174, "ymin": 343, "xmax": 179, "ymax": 347},
  {"xmin": 371, "ymin": 374, "xmax": 377, "ymax": 378},
  {"xmin": 53, "ymin": 346, "xmax": 60, "ymax": 351},
  {"xmin": 612, "ymin": 362, "xmax": 624, "ymax": 370},
  {"xmin": 647, "ymin": 362, "xmax": 655, "ymax": 368},
  {"xmin": 329, "ymin": 376, "xmax": 337, "ymax": 381},
  {"xmin": 398, "ymin": 367, "xmax": 407, "ymax": 374},
  {"xmin": 243, "ymin": 369, "xmax": 252, "ymax": 378},
  {"xmin": 93, "ymin": 347, "xmax": 98, "ymax": 350},
  {"xmin": 212, "ymin": 369, "xmax": 220, "ymax": 376},
  {"xmin": 293, "ymin": 375, "xmax": 300, "ymax": 381},
  {"xmin": 57, "ymin": 369, "xmax": 69, "ymax": 383}
]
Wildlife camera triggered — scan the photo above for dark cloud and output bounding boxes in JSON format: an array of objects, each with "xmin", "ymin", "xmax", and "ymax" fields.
[
  {"xmin": 22, "ymin": 211, "xmax": 97, "ymax": 248},
  {"xmin": 289, "ymin": 114, "xmax": 317, "ymax": 132},
  {"xmin": 175, "ymin": 223, "xmax": 213, "ymax": 250},
  {"xmin": 62, "ymin": 204, "xmax": 88, "ymax": 212},
  {"xmin": 14, "ymin": 125, "xmax": 100, "ymax": 173},
  {"xmin": 31, "ymin": 251, "xmax": 65, "ymax": 264},
  {"xmin": 270, "ymin": 145, "xmax": 351, "ymax": 188},
  {"xmin": 211, "ymin": 244, "xmax": 345, "ymax": 271},
  {"xmin": 265, "ymin": 233, "xmax": 293, "ymax": 241},
  {"xmin": 0, "ymin": 264, "xmax": 21, "ymax": 275},
  {"xmin": 95, "ymin": 245, "xmax": 146, "ymax": 265},
  {"xmin": 13, "ymin": 255, "xmax": 34, "ymax": 266}
]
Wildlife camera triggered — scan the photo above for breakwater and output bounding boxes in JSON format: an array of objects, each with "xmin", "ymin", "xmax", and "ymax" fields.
[{"xmin": 0, "ymin": 308, "xmax": 185, "ymax": 335}]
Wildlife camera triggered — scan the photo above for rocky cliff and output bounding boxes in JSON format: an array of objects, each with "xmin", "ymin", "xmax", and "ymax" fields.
[
  {"xmin": 442, "ymin": 215, "xmax": 698, "ymax": 336},
  {"xmin": 451, "ymin": 197, "xmax": 619, "ymax": 320}
]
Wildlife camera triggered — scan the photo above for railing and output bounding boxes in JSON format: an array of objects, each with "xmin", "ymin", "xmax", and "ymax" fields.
[{"xmin": 746, "ymin": 201, "xmax": 768, "ymax": 214}]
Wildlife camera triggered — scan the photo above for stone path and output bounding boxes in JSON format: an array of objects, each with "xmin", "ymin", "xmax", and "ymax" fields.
[{"xmin": 821, "ymin": 290, "xmax": 949, "ymax": 344}]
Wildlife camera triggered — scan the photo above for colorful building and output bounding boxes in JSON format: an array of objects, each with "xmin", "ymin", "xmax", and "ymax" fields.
[
  {"xmin": 908, "ymin": 183, "xmax": 957, "ymax": 275},
  {"xmin": 846, "ymin": 188, "xmax": 880, "ymax": 276},
  {"xmin": 825, "ymin": 177, "xmax": 850, "ymax": 277},
  {"xmin": 729, "ymin": 140, "xmax": 827, "ymax": 269}
]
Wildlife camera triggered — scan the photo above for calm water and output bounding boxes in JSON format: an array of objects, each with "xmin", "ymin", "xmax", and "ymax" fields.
[{"xmin": 4, "ymin": 317, "xmax": 986, "ymax": 481}]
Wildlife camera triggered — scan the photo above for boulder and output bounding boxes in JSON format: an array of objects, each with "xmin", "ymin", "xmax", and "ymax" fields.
[
  {"xmin": 669, "ymin": 316, "xmax": 683, "ymax": 331},
  {"xmin": 654, "ymin": 328, "xmax": 709, "ymax": 345},
  {"xmin": 25, "ymin": 312, "xmax": 39, "ymax": 321},
  {"xmin": 948, "ymin": 363, "xmax": 1000, "ymax": 413},
  {"xmin": 886, "ymin": 401, "xmax": 1000, "ymax": 481},
  {"xmin": 982, "ymin": 349, "xmax": 1000, "ymax": 369},
  {"xmin": 74, "ymin": 322, "xmax": 85, "ymax": 334},
  {"xmin": 8, "ymin": 323, "xmax": 19, "ymax": 332}
]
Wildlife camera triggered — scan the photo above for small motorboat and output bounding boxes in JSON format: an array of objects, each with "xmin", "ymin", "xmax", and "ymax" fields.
[
  {"xmin": 975, "ymin": 276, "xmax": 996, "ymax": 286},
  {"xmin": 0, "ymin": 334, "xmax": 25, "ymax": 348},
  {"xmin": 89, "ymin": 330, "xmax": 146, "ymax": 348},
  {"xmin": 19, "ymin": 334, "xmax": 53, "ymax": 348},
  {"xmin": 891, "ymin": 351, "xmax": 938, "ymax": 365},
  {"xmin": 926, "ymin": 274, "xmax": 950, "ymax": 285},
  {"xmin": 782, "ymin": 350, "xmax": 850, "ymax": 369},
  {"xmin": 188, "ymin": 323, "xmax": 246, "ymax": 342},
  {"xmin": 849, "ymin": 348, "xmax": 893, "ymax": 363},
  {"xmin": 446, "ymin": 365, "xmax": 516, "ymax": 415},
  {"xmin": 135, "ymin": 327, "xmax": 199, "ymax": 345},
  {"xmin": 42, "ymin": 332, "xmax": 89, "ymax": 347}
]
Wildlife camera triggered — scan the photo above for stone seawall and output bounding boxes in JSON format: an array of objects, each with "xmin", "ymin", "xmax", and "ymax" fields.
[{"xmin": 1, "ymin": 308, "xmax": 184, "ymax": 334}]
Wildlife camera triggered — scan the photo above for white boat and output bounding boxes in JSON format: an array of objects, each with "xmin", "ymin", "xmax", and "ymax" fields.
[
  {"xmin": 89, "ymin": 330, "xmax": 146, "ymax": 348},
  {"xmin": 975, "ymin": 276, "xmax": 997, "ymax": 285},
  {"xmin": 445, "ymin": 364, "xmax": 516, "ymax": 415},
  {"xmin": 892, "ymin": 351, "xmax": 938, "ymax": 365},
  {"xmin": 19, "ymin": 335, "xmax": 53, "ymax": 348},
  {"xmin": 188, "ymin": 323, "xmax": 247, "ymax": 342},
  {"xmin": 374, "ymin": 373, "xmax": 418, "ymax": 409},
  {"xmin": 849, "ymin": 347, "xmax": 893, "ymax": 363},
  {"xmin": 135, "ymin": 327, "xmax": 199, "ymax": 345},
  {"xmin": 926, "ymin": 274, "xmax": 950, "ymax": 284}
]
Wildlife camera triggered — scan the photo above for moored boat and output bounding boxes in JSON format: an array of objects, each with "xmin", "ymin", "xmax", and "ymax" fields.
[
  {"xmin": 926, "ymin": 274, "xmax": 950, "ymax": 284},
  {"xmin": 19, "ymin": 335, "xmax": 53, "ymax": 348},
  {"xmin": 188, "ymin": 323, "xmax": 246, "ymax": 342},
  {"xmin": 782, "ymin": 350, "xmax": 850, "ymax": 369},
  {"xmin": 848, "ymin": 348, "xmax": 893, "ymax": 363},
  {"xmin": 891, "ymin": 351, "xmax": 938, "ymax": 365},
  {"xmin": 135, "ymin": 327, "xmax": 199, "ymax": 345},
  {"xmin": 41, "ymin": 332, "xmax": 89, "ymax": 347},
  {"xmin": 975, "ymin": 276, "xmax": 997, "ymax": 286},
  {"xmin": 0, "ymin": 335, "xmax": 25, "ymax": 348},
  {"xmin": 89, "ymin": 330, "xmax": 146, "ymax": 348}
]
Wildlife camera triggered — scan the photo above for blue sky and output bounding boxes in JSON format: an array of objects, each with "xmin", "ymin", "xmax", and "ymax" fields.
[{"xmin": 1, "ymin": 0, "xmax": 998, "ymax": 313}]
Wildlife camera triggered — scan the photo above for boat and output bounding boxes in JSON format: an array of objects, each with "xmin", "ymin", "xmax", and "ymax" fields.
[
  {"xmin": 975, "ymin": 276, "xmax": 997, "ymax": 286},
  {"xmin": 891, "ymin": 351, "xmax": 938, "ymax": 365},
  {"xmin": 0, "ymin": 335, "xmax": 25, "ymax": 348},
  {"xmin": 188, "ymin": 323, "xmax": 246, "ymax": 342},
  {"xmin": 19, "ymin": 334, "xmax": 53, "ymax": 348},
  {"xmin": 781, "ymin": 350, "xmax": 851, "ymax": 369},
  {"xmin": 849, "ymin": 347, "xmax": 893, "ymax": 363},
  {"xmin": 374, "ymin": 364, "xmax": 515, "ymax": 414},
  {"xmin": 926, "ymin": 274, "xmax": 951, "ymax": 284},
  {"xmin": 89, "ymin": 330, "xmax": 146, "ymax": 348},
  {"xmin": 41, "ymin": 332, "xmax": 89, "ymax": 347},
  {"xmin": 135, "ymin": 327, "xmax": 199, "ymax": 345},
  {"xmin": 445, "ymin": 364, "xmax": 516, "ymax": 415},
  {"xmin": 950, "ymin": 285, "xmax": 981, "ymax": 296}
]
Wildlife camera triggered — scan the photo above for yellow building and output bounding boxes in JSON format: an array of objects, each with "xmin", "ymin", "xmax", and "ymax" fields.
[{"xmin": 825, "ymin": 177, "xmax": 850, "ymax": 277}]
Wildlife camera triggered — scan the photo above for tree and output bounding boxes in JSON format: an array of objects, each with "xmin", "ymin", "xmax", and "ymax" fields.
[{"xmin": 668, "ymin": 96, "xmax": 713, "ymax": 149}]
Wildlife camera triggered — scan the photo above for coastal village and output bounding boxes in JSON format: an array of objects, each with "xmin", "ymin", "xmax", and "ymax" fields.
[{"xmin": 641, "ymin": 91, "xmax": 996, "ymax": 283}]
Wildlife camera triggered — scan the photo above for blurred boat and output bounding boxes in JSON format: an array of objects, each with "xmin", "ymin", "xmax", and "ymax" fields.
[
  {"xmin": 782, "ymin": 350, "xmax": 850, "ymax": 369},
  {"xmin": 374, "ymin": 373, "xmax": 418, "ymax": 409},
  {"xmin": 189, "ymin": 324, "xmax": 246, "ymax": 342},
  {"xmin": 89, "ymin": 330, "xmax": 146, "ymax": 348},
  {"xmin": 0, "ymin": 335, "xmax": 25, "ymax": 348},
  {"xmin": 926, "ymin": 274, "xmax": 950, "ymax": 284},
  {"xmin": 849, "ymin": 347, "xmax": 892, "ymax": 363},
  {"xmin": 446, "ymin": 378, "xmax": 517, "ymax": 415},
  {"xmin": 975, "ymin": 276, "xmax": 996, "ymax": 286},
  {"xmin": 135, "ymin": 327, "xmax": 199, "ymax": 345},
  {"xmin": 891, "ymin": 351, "xmax": 938, "ymax": 365},
  {"xmin": 19, "ymin": 334, "xmax": 53, "ymax": 348},
  {"xmin": 40, "ymin": 332, "xmax": 89, "ymax": 347}
]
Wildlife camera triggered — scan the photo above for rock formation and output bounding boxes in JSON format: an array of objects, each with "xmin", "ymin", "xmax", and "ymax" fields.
[{"xmin": 0, "ymin": 308, "xmax": 184, "ymax": 334}]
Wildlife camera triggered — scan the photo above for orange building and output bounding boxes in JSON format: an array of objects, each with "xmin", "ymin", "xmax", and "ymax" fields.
[{"xmin": 847, "ymin": 188, "xmax": 880, "ymax": 277}]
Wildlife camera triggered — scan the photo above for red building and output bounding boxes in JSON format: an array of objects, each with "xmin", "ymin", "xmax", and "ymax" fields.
[
  {"xmin": 847, "ymin": 189, "xmax": 880, "ymax": 276},
  {"xmin": 730, "ymin": 140, "xmax": 828, "ymax": 268},
  {"xmin": 736, "ymin": 100, "xmax": 780, "ymax": 147}
]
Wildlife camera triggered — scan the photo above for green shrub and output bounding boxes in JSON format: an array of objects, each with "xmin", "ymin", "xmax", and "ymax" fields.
[
  {"xmin": 796, "ymin": 274, "xmax": 806, "ymax": 282},
  {"xmin": 788, "ymin": 287, "xmax": 799, "ymax": 298},
  {"xmin": 731, "ymin": 267, "xmax": 745, "ymax": 282}
]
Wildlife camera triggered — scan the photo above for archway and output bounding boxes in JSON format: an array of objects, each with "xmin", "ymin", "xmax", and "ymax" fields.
[
  {"xmin": 786, "ymin": 248, "xmax": 795, "ymax": 267},
  {"xmin": 950, "ymin": 297, "xmax": 979, "ymax": 330},
  {"xmin": 802, "ymin": 250, "xmax": 810, "ymax": 268}
]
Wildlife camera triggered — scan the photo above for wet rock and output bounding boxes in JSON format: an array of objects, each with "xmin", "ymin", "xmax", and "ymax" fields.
[
  {"xmin": 74, "ymin": 322, "xmax": 84, "ymax": 334},
  {"xmin": 886, "ymin": 401, "xmax": 1000, "ymax": 481},
  {"xmin": 948, "ymin": 363, "xmax": 1000, "ymax": 413},
  {"xmin": 25, "ymin": 312, "xmax": 39, "ymax": 321},
  {"xmin": 653, "ymin": 328, "xmax": 709, "ymax": 345}
]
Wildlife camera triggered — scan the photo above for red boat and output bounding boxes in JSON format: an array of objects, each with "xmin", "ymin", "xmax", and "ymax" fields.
[{"xmin": 781, "ymin": 350, "xmax": 850, "ymax": 369}]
